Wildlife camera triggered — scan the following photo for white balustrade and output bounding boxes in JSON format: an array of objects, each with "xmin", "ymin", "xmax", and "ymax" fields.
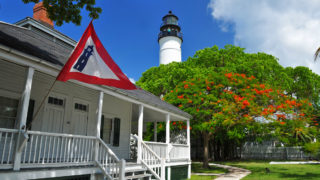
[
  {"xmin": 96, "ymin": 138, "xmax": 121, "ymax": 180},
  {"xmin": 0, "ymin": 128, "xmax": 18, "ymax": 168},
  {"xmin": 20, "ymin": 130, "xmax": 96, "ymax": 168},
  {"xmin": 169, "ymin": 144, "xmax": 190, "ymax": 160},
  {"xmin": 0, "ymin": 128, "xmax": 124, "ymax": 180},
  {"xmin": 144, "ymin": 141, "xmax": 168, "ymax": 159},
  {"xmin": 135, "ymin": 135, "xmax": 162, "ymax": 180}
]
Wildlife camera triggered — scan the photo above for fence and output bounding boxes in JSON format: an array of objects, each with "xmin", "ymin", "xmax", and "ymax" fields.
[{"xmin": 240, "ymin": 146, "xmax": 311, "ymax": 160}]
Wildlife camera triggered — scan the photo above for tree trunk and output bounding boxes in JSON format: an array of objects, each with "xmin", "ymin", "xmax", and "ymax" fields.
[{"xmin": 202, "ymin": 132, "xmax": 210, "ymax": 168}]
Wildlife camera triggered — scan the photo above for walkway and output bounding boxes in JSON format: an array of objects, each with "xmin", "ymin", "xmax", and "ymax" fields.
[
  {"xmin": 192, "ymin": 163, "xmax": 251, "ymax": 180},
  {"xmin": 210, "ymin": 163, "xmax": 251, "ymax": 180}
]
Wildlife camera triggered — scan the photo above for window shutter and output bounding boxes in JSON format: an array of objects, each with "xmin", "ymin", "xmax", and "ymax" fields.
[
  {"xmin": 100, "ymin": 115, "xmax": 104, "ymax": 139},
  {"xmin": 113, "ymin": 118, "xmax": 121, "ymax": 147},
  {"xmin": 26, "ymin": 99, "xmax": 35, "ymax": 130}
]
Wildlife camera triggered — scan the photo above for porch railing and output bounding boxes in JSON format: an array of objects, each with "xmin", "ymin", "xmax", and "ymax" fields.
[
  {"xmin": 20, "ymin": 130, "xmax": 96, "ymax": 168},
  {"xmin": 144, "ymin": 141, "xmax": 190, "ymax": 161},
  {"xmin": 96, "ymin": 138, "xmax": 122, "ymax": 180},
  {"xmin": 0, "ymin": 128, "xmax": 124, "ymax": 180},
  {"xmin": 169, "ymin": 144, "xmax": 189, "ymax": 160},
  {"xmin": 0, "ymin": 128, "xmax": 18, "ymax": 168},
  {"xmin": 135, "ymin": 135, "xmax": 164, "ymax": 180},
  {"xmin": 144, "ymin": 141, "xmax": 168, "ymax": 159}
]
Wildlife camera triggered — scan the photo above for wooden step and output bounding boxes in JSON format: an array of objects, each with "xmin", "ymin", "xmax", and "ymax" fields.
[{"xmin": 125, "ymin": 173, "xmax": 152, "ymax": 180}]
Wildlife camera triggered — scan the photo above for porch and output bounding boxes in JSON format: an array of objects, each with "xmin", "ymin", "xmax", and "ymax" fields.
[{"xmin": 0, "ymin": 60, "xmax": 191, "ymax": 179}]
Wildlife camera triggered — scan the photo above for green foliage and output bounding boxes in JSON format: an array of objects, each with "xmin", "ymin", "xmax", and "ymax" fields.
[
  {"xmin": 137, "ymin": 45, "xmax": 320, "ymax": 162},
  {"xmin": 304, "ymin": 142, "xmax": 320, "ymax": 158},
  {"xmin": 22, "ymin": 0, "xmax": 102, "ymax": 26}
]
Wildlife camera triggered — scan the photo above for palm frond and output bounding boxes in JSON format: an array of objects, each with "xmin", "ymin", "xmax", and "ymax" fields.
[{"xmin": 314, "ymin": 47, "xmax": 320, "ymax": 61}]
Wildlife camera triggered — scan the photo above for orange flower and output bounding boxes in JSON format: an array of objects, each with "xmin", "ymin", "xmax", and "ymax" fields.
[
  {"xmin": 300, "ymin": 113, "xmax": 305, "ymax": 117},
  {"xmin": 280, "ymin": 121, "xmax": 286, "ymax": 125},
  {"xmin": 207, "ymin": 86, "xmax": 211, "ymax": 91},
  {"xmin": 225, "ymin": 73, "xmax": 233, "ymax": 79},
  {"xmin": 184, "ymin": 84, "xmax": 189, "ymax": 89},
  {"xmin": 188, "ymin": 100, "xmax": 192, "ymax": 103},
  {"xmin": 172, "ymin": 122, "xmax": 176, "ymax": 125},
  {"xmin": 178, "ymin": 104, "xmax": 183, "ymax": 107},
  {"xmin": 196, "ymin": 109, "xmax": 199, "ymax": 112},
  {"xmin": 316, "ymin": 123, "xmax": 319, "ymax": 126},
  {"xmin": 260, "ymin": 84, "xmax": 265, "ymax": 89},
  {"xmin": 243, "ymin": 114, "xmax": 249, "ymax": 117},
  {"xmin": 242, "ymin": 100, "xmax": 250, "ymax": 106},
  {"xmin": 170, "ymin": 90, "xmax": 173, "ymax": 93},
  {"xmin": 178, "ymin": 95, "xmax": 184, "ymax": 99}
]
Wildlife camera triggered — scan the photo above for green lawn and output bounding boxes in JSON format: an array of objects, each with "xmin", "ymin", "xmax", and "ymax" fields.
[
  {"xmin": 191, "ymin": 175, "xmax": 217, "ymax": 180},
  {"xmin": 222, "ymin": 161, "xmax": 320, "ymax": 180},
  {"xmin": 191, "ymin": 163, "xmax": 228, "ymax": 174},
  {"xmin": 190, "ymin": 163, "xmax": 227, "ymax": 180}
]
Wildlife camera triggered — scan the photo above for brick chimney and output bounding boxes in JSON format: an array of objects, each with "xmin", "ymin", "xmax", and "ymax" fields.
[{"xmin": 33, "ymin": 2, "xmax": 54, "ymax": 28}]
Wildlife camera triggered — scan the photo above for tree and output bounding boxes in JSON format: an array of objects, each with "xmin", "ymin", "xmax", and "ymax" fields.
[
  {"xmin": 22, "ymin": 0, "xmax": 102, "ymax": 26},
  {"xmin": 138, "ymin": 45, "xmax": 320, "ymax": 108},
  {"xmin": 163, "ymin": 71, "xmax": 314, "ymax": 168}
]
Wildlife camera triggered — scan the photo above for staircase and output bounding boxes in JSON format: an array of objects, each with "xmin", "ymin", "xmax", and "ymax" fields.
[{"xmin": 96, "ymin": 137, "xmax": 164, "ymax": 180}]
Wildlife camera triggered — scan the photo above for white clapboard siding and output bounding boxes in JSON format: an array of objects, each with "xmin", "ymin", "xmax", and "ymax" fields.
[{"xmin": 0, "ymin": 59, "xmax": 132, "ymax": 159}]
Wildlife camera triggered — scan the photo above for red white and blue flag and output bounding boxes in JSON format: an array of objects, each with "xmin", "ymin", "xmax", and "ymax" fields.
[{"xmin": 57, "ymin": 21, "xmax": 136, "ymax": 90}]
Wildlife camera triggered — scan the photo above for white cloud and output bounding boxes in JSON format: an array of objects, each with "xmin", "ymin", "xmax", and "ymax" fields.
[
  {"xmin": 129, "ymin": 77, "xmax": 136, "ymax": 84},
  {"xmin": 209, "ymin": 0, "xmax": 320, "ymax": 74}
]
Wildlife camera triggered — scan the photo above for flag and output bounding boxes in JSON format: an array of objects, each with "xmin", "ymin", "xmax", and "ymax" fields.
[{"xmin": 57, "ymin": 21, "xmax": 136, "ymax": 90}]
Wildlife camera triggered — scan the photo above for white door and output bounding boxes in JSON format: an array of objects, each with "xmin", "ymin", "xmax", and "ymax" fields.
[
  {"xmin": 42, "ymin": 96, "xmax": 65, "ymax": 133},
  {"xmin": 72, "ymin": 100, "xmax": 89, "ymax": 135}
]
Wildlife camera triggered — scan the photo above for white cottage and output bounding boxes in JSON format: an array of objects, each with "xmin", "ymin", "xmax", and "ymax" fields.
[{"xmin": 0, "ymin": 3, "xmax": 191, "ymax": 180}]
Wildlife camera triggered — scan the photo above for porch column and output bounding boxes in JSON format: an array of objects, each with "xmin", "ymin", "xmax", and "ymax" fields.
[
  {"xmin": 94, "ymin": 91, "xmax": 104, "ymax": 161},
  {"xmin": 154, "ymin": 121, "xmax": 157, "ymax": 142},
  {"xmin": 137, "ymin": 104, "xmax": 144, "ymax": 163},
  {"xmin": 13, "ymin": 67, "xmax": 34, "ymax": 170},
  {"xmin": 165, "ymin": 114, "xmax": 170, "ymax": 161},
  {"xmin": 166, "ymin": 114, "xmax": 170, "ymax": 144},
  {"xmin": 187, "ymin": 119, "xmax": 191, "ymax": 179}
]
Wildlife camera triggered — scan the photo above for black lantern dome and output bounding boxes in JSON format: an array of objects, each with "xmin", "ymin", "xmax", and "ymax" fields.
[{"xmin": 158, "ymin": 11, "xmax": 183, "ymax": 42}]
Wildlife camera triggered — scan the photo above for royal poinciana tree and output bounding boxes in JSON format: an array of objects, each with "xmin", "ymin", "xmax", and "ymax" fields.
[{"xmin": 164, "ymin": 71, "xmax": 315, "ymax": 168}]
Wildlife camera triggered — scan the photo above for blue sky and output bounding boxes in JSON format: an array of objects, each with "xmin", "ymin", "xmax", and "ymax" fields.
[
  {"xmin": 2, "ymin": 0, "xmax": 320, "ymax": 81},
  {"xmin": 0, "ymin": 0, "xmax": 234, "ymax": 81}
]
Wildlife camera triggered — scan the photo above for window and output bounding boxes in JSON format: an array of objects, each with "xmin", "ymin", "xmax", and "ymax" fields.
[
  {"xmin": 100, "ymin": 115, "xmax": 112, "ymax": 144},
  {"xmin": 0, "ymin": 96, "xmax": 19, "ymax": 128},
  {"xmin": 48, "ymin": 96, "xmax": 64, "ymax": 106},
  {"xmin": 74, "ymin": 103, "xmax": 87, "ymax": 112},
  {"xmin": 100, "ymin": 116, "xmax": 121, "ymax": 147}
]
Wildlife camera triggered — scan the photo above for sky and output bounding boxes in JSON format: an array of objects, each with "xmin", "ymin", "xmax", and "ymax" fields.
[{"xmin": 0, "ymin": 0, "xmax": 319, "ymax": 82}]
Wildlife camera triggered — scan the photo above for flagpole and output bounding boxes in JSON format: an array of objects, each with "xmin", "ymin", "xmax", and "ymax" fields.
[{"xmin": 26, "ymin": 79, "xmax": 58, "ymax": 130}]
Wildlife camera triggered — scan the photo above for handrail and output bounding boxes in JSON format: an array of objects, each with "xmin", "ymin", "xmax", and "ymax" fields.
[
  {"xmin": 97, "ymin": 138, "xmax": 120, "ymax": 161},
  {"xmin": 0, "ymin": 128, "xmax": 19, "ymax": 133},
  {"xmin": 27, "ymin": 130, "xmax": 96, "ymax": 139},
  {"xmin": 134, "ymin": 135, "xmax": 162, "ymax": 180},
  {"xmin": 171, "ymin": 143, "xmax": 189, "ymax": 147},
  {"xmin": 141, "ymin": 141, "xmax": 162, "ymax": 160},
  {"xmin": 144, "ymin": 141, "xmax": 168, "ymax": 146}
]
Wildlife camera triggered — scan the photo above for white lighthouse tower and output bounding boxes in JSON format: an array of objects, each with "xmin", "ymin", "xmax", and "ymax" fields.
[{"xmin": 158, "ymin": 11, "xmax": 183, "ymax": 65}]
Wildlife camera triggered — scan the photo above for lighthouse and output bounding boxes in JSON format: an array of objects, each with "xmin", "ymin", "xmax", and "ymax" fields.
[{"xmin": 158, "ymin": 11, "xmax": 183, "ymax": 65}]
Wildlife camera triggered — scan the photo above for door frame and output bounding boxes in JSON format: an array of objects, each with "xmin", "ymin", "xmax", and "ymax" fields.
[
  {"xmin": 42, "ymin": 92, "xmax": 68, "ymax": 133},
  {"xmin": 71, "ymin": 97, "xmax": 90, "ymax": 135}
]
